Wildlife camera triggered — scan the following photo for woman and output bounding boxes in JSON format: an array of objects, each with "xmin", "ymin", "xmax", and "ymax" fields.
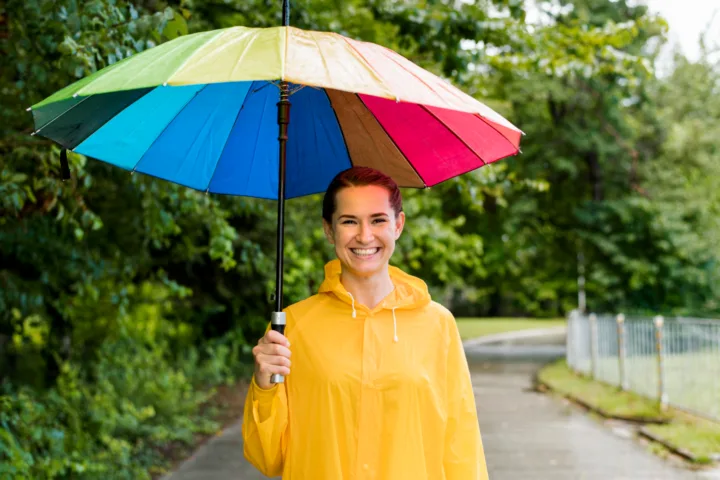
[{"xmin": 242, "ymin": 166, "xmax": 488, "ymax": 479}]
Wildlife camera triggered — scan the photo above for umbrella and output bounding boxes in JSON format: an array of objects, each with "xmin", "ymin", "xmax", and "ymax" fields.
[{"xmin": 27, "ymin": 0, "xmax": 523, "ymax": 383}]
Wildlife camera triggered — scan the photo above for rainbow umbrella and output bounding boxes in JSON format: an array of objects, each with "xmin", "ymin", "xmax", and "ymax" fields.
[{"xmin": 28, "ymin": 1, "xmax": 522, "ymax": 382}]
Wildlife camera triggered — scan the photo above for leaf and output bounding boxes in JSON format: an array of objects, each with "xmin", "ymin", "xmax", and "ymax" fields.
[{"xmin": 162, "ymin": 11, "xmax": 188, "ymax": 41}]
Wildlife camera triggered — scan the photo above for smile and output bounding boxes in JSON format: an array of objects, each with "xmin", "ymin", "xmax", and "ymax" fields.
[{"xmin": 351, "ymin": 247, "xmax": 380, "ymax": 257}]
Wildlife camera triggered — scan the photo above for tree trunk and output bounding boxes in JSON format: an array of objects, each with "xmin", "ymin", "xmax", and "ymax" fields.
[{"xmin": 586, "ymin": 151, "xmax": 603, "ymax": 201}]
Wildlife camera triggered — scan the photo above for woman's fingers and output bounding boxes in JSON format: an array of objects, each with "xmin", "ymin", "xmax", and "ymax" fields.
[
  {"xmin": 256, "ymin": 357, "xmax": 291, "ymax": 376},
  {"xmin": 252, "ymin": 343, "xmax": 291, "ymax": 359},
  {"xmin": 256, "ymin": 352, "xmax": 291, "ymax": 367},
  {"xmin": 260, "ymin": 329, "xmax": 290, "ymax": 347}
]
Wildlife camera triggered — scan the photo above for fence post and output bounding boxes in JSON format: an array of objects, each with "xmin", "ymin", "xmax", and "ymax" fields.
[
  {"xmin": 589, "ymin": 313, "xmax": 598, "ymax": 379},
  {"xmin": 566, "ymin": 311, "xmax": 573, "ymax": 368},
  {"xmin": 654, "ymin": 315, "xmax": 668, "ymax": 411},
  {"xmin": 616, "ymin": 313, "xmax": 628, "ymax": 391},
  {"xmin": 567, "ymin": 310, "xmax": 580, "ymax": 370}
]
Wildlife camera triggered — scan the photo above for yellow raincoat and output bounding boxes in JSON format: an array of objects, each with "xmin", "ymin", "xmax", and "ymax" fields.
[{"xmin": 242, "ymin": 259, "xmax": 488, "ymax": 479}]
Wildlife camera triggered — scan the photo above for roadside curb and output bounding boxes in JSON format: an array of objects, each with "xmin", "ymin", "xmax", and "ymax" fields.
[
  {"xmin": 535, "ymin": 378, "xmax": 671, "ymax": 425},
  {"xmin": 638, "ymin": 427, "xmax": 720, "ymax": 465}
]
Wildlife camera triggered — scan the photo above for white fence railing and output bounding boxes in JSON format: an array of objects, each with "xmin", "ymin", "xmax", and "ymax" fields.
[{"xmin": 566, "ymin": 311, "xmax": 720, "ymax": 421}]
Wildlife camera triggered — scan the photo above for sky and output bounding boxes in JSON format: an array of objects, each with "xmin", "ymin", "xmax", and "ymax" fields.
[{"xmin": 645, "ymin": 0, "xmax": 719, "ymax": 62}]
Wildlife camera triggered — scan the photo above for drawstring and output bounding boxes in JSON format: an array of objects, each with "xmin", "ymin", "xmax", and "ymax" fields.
[
  {"xmin": 347, "ymin": 291, "xmax": 357, "ymax": 318},
  {"xmin": 392, "ymin": 307, "xmax": 398, "ymax": 343},
  {"xmin": 346, "ymin": 291, "xmax": 398, "ymax": 342}
]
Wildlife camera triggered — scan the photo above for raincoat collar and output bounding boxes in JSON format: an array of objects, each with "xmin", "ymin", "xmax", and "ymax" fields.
[{"xmin": 318, "ymin": 259, "xmax": 431, "ymax": 314}]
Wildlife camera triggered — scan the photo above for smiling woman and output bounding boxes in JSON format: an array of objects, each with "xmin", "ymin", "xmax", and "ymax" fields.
[
  {"xmin": 321, "ymin": 169, "xmax": 406, "ymax": 310},
  {"xmin": 241, "ymin": 166, "xmax": 489, "ymax": 480}
]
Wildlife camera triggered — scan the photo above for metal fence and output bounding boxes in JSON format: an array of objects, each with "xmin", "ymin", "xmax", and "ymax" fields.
[{"xmin": 566, "ymin": 310, "xmax": 720, "ymax": 421}]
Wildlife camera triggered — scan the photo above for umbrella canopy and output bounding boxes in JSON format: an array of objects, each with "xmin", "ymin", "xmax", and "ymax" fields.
[{"xmin": 29, "ymin": 26, "xmax": 522, "ymax": 199}]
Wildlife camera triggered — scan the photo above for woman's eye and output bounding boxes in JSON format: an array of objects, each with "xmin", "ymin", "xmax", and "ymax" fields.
[
  {"xmin": 373, "ymin": 219, "xmax": 387, "ymax": 224},
  {"xmin": 342, "ymin": 220, "xmax": 356, "ymax": 225}
]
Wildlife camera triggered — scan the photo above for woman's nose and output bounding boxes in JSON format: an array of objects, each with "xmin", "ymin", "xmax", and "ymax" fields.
[{"xmin": 357, "ymin": 222, "xmax": 374, "ymax": 242}]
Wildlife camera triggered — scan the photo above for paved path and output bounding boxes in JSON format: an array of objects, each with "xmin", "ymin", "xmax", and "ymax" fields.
[
  {"xmin": 471, "ymin": 361, "xmax": 702, "ymax": 480},
  {"xmin": 164, "ymin": 329, "xmax": 717, "ymax": 480}
]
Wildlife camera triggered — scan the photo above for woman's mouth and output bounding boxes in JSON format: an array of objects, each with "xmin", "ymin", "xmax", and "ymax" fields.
[{"xmin": 350, "ymin": 247, "xmax": 380, "ymax": 258}]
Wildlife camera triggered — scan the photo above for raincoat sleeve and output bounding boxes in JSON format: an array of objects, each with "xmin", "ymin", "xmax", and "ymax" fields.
[
  {"xmin": 241, "ymin": 322, "xmax": 290, "ymax": 477},
  {"xmin": 443, "ymin": 313, "xmax": 489, "ymax": 480}
]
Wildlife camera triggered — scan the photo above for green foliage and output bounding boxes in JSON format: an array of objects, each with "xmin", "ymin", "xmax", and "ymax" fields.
[
  {"xmin": 0, "ymin": 281, "xmax": 248, "ymax": 479},
  {"xmin": 455, "ymin": 0, "xmax": 720, "ymax": 318}
]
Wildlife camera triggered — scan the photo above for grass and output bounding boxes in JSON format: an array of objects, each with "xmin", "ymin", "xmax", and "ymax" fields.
[
  {"xmin": 645, "ymin": 420, "xmax": 720, "ymax": 464},
  {"xmin": 455, "ymin": 317, "xmax": 565, "ymax": 340},
  {"xmin": 539, "ymin": 359, "xmax": 720, "ymax": 463},
  {"xmin": 538, "ymin": 359, "xmax": 671, "ymax": 421}
]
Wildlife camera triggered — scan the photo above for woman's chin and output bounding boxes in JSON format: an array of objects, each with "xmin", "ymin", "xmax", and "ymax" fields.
[{"xmin": 341, "ymin": 255, "xmax": 385, "ymax": 276}]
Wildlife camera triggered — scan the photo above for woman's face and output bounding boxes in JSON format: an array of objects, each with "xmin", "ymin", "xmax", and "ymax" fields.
[{"xmin": 323, "ymin": 185, "xmax": 405, "ymax": 279}]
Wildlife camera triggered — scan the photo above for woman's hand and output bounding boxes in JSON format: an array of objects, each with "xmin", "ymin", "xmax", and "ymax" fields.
[{"xmin": 252, "ymin": 329, "xmax": 291, "ymax": 389}]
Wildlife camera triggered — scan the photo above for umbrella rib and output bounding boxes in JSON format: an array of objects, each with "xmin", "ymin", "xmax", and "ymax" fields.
[
  {"xmin": 471, "ymin": 112, "xmax": 522, "ymax": 152},
  {"xmin": 322, "ymin": 89, "xmax": 352, "ymax": 168},
  {"xmin": 204, "ymin": 82, "xmax": 256, "ymax": 193},
  {"xmin": 131, "ymin": 84, "xmax": 210, "ymax": 174},
  {"xmin": 419, "ymin": 104, "xmax": 520, "ymax": 186},
  {"xmin": 376, "ymin": 44, "xmax": 508, "ymax": 120},
  {"xmin": 334, "ymin": 33, "xmax": 398, "ymax": 101},
  {"xmin": 310, "ymin": 32, "xmax": 333, "ymax": 85},
  {"xmin": 355, "ymin": 94, "xmax": 427, "ymax": 188},
  {"xmin": 167, "ymin": 29, "xmax": 228, "ymax": 84},
  {"xmin": 375, "ymin": 46, "xmax": 451, "ymax": 108},
  {"xmin": 71, "ymin": 88, "xmax": 157, "ymax": 151},
  {"xmin": 33, "ymin": 95, "xmax": 92, "ymax": 138},
  {"xmin": 419, "ymin": 105, "xmax": 487, "ymax": 166}
]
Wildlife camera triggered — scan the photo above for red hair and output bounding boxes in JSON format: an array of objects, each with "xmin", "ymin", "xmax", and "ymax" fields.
[{"xmin": 322, "ymin": 167, "xmax": 402, "ymax": 224}]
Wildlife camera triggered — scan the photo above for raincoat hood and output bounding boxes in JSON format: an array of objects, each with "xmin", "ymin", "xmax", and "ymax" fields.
[
  {"xmin": 318, "ymin": 259, "xmax": 431, "ymax": 342},
  {"xmin": 319, "ymin": 259, "xmax": 430, "ymax": 310}
]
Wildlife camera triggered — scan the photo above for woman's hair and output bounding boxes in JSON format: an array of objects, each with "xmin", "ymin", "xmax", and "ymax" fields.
[{"xmin": 322, "ymin": 166, "xmax": 402, "ymax": 224}]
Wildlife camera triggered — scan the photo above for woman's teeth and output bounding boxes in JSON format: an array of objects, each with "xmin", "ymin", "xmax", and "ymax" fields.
[{"xmin": 351, "ymin": 248, "xmax": 379, "ymax": 257}]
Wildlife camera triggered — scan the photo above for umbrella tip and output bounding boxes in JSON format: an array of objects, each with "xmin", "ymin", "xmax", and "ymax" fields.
[{"xmin": 26, "ymin": 106, "xmax": 32, "ymax": 112}]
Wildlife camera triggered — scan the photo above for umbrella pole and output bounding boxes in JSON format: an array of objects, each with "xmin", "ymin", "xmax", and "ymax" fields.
[
  {"xmin": 270, "ymin": 0, "xmax": 291, "ymax": 385},
  {"xmin": 273, "ymin": 84, "xmax": 290, "ymax": 315}
]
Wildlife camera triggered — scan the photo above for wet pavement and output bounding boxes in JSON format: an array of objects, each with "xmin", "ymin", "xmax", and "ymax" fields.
[{"xmin": 164, "ymin": 329, "xmax": 716, "ymax": 479}]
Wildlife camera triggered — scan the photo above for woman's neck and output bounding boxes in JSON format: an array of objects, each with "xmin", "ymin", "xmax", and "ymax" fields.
[{"xmin": 340, "ymin": 267, "xmax": 395, "ymax": 310}]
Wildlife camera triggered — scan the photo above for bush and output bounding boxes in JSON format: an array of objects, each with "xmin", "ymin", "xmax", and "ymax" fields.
[{"xmin": 0, "ymin": 307, "xmax": 251, "ymax": 479}]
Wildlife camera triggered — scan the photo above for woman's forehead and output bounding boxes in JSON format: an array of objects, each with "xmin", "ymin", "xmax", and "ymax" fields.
[{"xmin": 335, "ymin": 185, "xmax": 392, "ymax": 212}]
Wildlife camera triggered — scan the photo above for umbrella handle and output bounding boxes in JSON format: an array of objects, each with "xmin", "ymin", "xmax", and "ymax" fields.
[{"xmin": 270, "ymin": 311, "xmax": 287, "ymax": 384}]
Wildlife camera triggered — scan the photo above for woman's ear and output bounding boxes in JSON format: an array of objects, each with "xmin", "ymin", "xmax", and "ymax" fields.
[
  {"xmin": 322, "ymin": 219, "xmax": 335, "ymax": 245},
  {"xmin": 394, "ymin": 211, "xmax": 405, "ymax": 239}
]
